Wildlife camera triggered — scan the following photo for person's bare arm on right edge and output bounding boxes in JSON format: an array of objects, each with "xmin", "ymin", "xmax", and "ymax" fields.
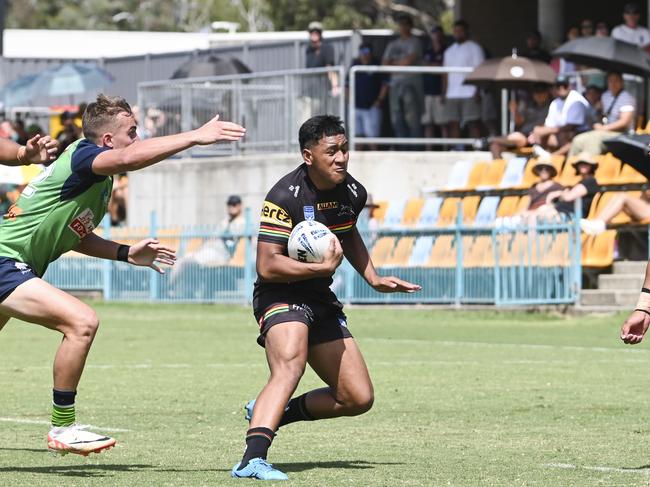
[
  {"xmin": 620, "ymin": 263, "xmax": 650, "ymax": 344},
  {"xmin": 92, "ymin": 115, "xmax": 245, "ymax": 176}
]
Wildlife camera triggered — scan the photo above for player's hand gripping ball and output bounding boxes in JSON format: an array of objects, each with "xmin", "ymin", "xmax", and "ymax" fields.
[{"xmin": 287, "ymin": 220, "xmax": 335, "ymax": 263}]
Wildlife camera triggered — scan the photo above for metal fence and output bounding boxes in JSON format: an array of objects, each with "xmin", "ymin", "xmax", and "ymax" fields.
[
  {"xmin": 43, "ymin": 209, "xmax": 582, "ymax": 306},
  {"xmin": 137, "ymin": 67, "xmax": 345, "ymax": 156}
]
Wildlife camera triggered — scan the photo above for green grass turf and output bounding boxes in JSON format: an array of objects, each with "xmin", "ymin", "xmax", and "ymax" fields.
[{"xmin": 1, "ymin": 303, "xmax": 650, "ymax": 486}]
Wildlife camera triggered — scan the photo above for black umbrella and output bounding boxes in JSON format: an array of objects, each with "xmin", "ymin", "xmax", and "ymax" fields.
[
  {"xmin": 464, "ymin": 54, "xmax": 556, "ymax": 90},
  {"xmin": 171, "ymin": 54, "xmax": 251, "ymax": 79},
  {"xmin": 552, "ymin": 36, "xmax": 650, "ymax": 76},
  {"xmin": 604, "ymin": 134, "xmax": 650, "ymax": 178}
]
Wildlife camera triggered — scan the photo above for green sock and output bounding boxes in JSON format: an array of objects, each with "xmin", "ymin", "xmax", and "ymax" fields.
[{"xmin": 52, "ymin": 389, "xmax": 76, "ymax": 427}]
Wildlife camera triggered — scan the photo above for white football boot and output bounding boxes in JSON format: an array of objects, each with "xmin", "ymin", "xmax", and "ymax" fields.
[{"xmin": 47, "ymin": 424, "xmax": 116, "ymax": 456}]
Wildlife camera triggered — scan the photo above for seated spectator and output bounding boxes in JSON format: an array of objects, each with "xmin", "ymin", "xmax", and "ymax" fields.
[
  {"xmin": 530, "ymin": 152, "xmax": 599, "ymax": 221},
  {"xmin": 612, "ymin": 2, "xmax": 650, "ymax": 52},
  {"xmin": 514, "ymin": 158, "xmax": 565, "ymax": 224},
  {"xmin": 422, "ymin": 26, "xmax": 449, "ymax": 146},
  {"xmin": 350, "ymin": 43, "xmax": 388, "ymax": 150},
  {"xmin": 583, "ymin": 84, "xmax": 603, "ymax": 126},
  {"xmin": 55, "ymin": 111, "xmax": 81, "ymax": 154},
  {"xmin": 521, "ymin": 30, "xmax": 551, "ymax": 63},
  {"xmin": 595, "ymin": 21, "xmax": 610, "ymax": 37},
  {"xmin": 489, "ymin": 84, "xmax": 551, "ymax": 158},
  {"xmin": 581, "ymin": 191, "xmax": 650, "ymax": 235},
  {"xmin": 528, "ymin": 75, "xmax": 589, "ymax": 155},
  {"xmin": 108, "ymin": 173, "xmax": 128, "ymax": 226},
  {"xmin": 580, "ymin": 19, "xmax": 595, "ymax": 37},
  {"xmin": 569, "ymin": 72, "xmax": 635, "ymax": 157},
  {"xmin": 12, "ymin": 119, "xmax": 28, "ymax": 145}
]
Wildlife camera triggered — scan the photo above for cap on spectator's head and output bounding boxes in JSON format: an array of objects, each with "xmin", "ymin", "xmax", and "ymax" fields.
[
  {"xmin": 308, "ymin": 21, "xmax": 323, "ymax": 33},
  {"xmin": 624, "ymin": 2, "xmax": 640, "ymax": 14},
  {"xmin": 554, "ymin": 75, "xmax": 570, "ymax": 87},
  {"xmin": 359, "ymin": 43, "xmax": 372, "ymax": 55},
  {"xmin": 227, "ymin": 195, "xmax": 242, "ymax": 206},
  {"xmin": 430, "ymin": 25, "xmax": 443, "ymax": 34},
  {"xmin": 585, "ymin": 83, "xmax": 604, "ymax": 93},
  {"xmin": 60, "ymin": 110, "xmax": 74, "ymax": 121}
]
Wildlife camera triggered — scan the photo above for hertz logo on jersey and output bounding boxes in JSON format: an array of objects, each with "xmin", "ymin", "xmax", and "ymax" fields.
[
  {"xmin": 317, "ymin": 201, "xmax": 339, "ymax": 210},
  {"xmin": 261, "ymin": 201, "xmax": 292, "ymax": 227}
]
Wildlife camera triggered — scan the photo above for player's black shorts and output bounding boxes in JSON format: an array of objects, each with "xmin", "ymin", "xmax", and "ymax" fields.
[
  {"xmin": 254, "ymin": 294, "xmax": 352, "ymax": 348},
  {"xmin": 0, "ymin": 257, "xmax": 38, "ymax": 302}
]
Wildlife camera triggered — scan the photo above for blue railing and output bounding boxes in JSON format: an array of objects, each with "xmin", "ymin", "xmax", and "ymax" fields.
[{"xmin": 43, "ymin": 207, "xmax": 582, "ymax": 306}]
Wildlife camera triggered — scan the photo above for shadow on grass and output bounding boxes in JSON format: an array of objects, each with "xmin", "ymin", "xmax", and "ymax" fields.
[
  {"xmin": 277, "ymin": 460, "xmax": 405, "ymax": 473},
  {"xmin": 621, "ymin": 464, "xmax": 650, "ymax": 471},
  {"xmin": 0, "ymin": 447, "xmax": 49, "ymax": 453},
  {"xmin": 0, "ymin": 464, "xmax": 154, "ymax": 478}
]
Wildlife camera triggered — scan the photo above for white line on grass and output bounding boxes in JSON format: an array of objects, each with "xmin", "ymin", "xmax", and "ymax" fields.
[
  {"xmin": 0, "ymin": 417, "xmax": 131, "ymax": 432},
  {"xmin": 545, "ymin": 463, "xmax": 650, "ymax": 475}
]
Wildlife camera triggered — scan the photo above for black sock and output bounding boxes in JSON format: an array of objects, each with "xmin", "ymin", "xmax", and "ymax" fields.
[
  {"xmin": 278, "ymin": 393, "xmax": 315, "ymax": 428},
  {"xmin": 239, "ymin": 427, "xmax": 274, "ymax": 469}
]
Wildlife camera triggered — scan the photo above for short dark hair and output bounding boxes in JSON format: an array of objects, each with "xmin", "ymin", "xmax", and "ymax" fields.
[
  {"xmin": 396, "ymin": 14, "xmax": 413, "ymax": 27},
  {"xmin": 607, "ymin": 70, "xmax": 623, "ymax": 80},
  {"xmin": 83, "ymin": 94, "xmax": 133, "ymax": 143},
  {"xmin": 454, "ymin": 19, "xmax": 469, "ymax": 30},
  {"xmin": 299, "ymin": 115, "xmax": 346, "ymax": 151}
]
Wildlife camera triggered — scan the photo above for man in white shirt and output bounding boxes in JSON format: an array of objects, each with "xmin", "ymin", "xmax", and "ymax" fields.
[
  {"xmin": 612, "ymin": 2, "xmax": 650, "ymax": 52},
  {"xmin": 569, "ymin": 71, "xmax": 636, "ymax": 156},
  {"xmin": 528, "ymin": 75, "xmax": 589, "ymax": 154},
  {"xmin": 442, "ymin": 20, "xmax": 485, "ymax": 140}
]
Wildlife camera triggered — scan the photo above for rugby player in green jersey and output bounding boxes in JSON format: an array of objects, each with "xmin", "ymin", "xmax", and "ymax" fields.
[{"xmin": 0, "ymin": 94, "xmax": 245, "ymax": 456}]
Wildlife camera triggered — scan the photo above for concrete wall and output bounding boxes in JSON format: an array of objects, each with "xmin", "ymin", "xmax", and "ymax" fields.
[{"xmin": 128, "ymin": 151, "xmax": 490, "ymax": 227}]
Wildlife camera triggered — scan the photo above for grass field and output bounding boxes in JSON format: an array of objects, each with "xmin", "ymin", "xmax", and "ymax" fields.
[{"xmin": 2, "ymin": 303, "xmax": 650, "ymax": 486}]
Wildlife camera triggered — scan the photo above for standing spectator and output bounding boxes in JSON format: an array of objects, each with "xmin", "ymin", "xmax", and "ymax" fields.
[
  {"xmin": 569, "ymin": 71, "xmax": 636, "ymax": 156},
  {"xmin": 522, "ymin": 30, "xmax": 551, "ymax": 63},
  {"xmin": 222, "ymin": 194, "xmax": 245, "ymax": 257},
  {"xmin": 528, "ymin": 75, "xmax": 589, "ymax": 155},
  {"xmin": 421, "ymin": 26, "xmax": 449, "ymax": 145},
  {"xmin": 580, "ymin": 19, "xmax": 595, "ymax": 37},
  {"xmin": 382, "ymin": 14, "xmax": 424, "ymax": 141},
  {"xmin": 305, "ymin": 21, "xmax": 340, "ymax": 96},
  {"xmin": 595, "ymin": 22, "xmax": 610, "ymax": 37},
  {"xmin": 55, "ymin": 111, "xmax": 81, "ymax": 155},
  {"xmin": 349, "ymin": 44, "xmax": 388, "ymax": 150},
  {"xmin": 612, "ymin": 2, "xmax": 650, "ymax": 51},
  {"xmin": 442, "ymin": 19, "xmax": 484, "ymax": 141},
  {"xmin": 551, "ymin": 27, "xmax": 579, "ymax": 74},
  {"xmin": 13, "ymin": 119, "xmax": 29, "ymax": 145}
]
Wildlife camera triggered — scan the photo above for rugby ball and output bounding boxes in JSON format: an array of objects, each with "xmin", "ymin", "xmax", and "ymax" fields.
[{"xmin": 287, "ymin": 220, "xmax": 335, "ymax": 263}]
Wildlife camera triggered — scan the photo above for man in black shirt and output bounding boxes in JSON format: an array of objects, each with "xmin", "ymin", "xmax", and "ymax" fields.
[
  {"xmin": 231, "ymin": 115, "xmax": 420, "ymax": 481},
  {"xmin": 305, "ymin": 21, "xmax": 340, "ymax": 97}
]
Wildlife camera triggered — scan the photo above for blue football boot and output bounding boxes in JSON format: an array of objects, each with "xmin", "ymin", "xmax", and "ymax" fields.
[
  {"xmin": 231, "ymin": 458, "xmax": 288, "ymax": 480},
  {"xmin": 244, "ymin": 399, "xmax": 255, "ymax": 422}
]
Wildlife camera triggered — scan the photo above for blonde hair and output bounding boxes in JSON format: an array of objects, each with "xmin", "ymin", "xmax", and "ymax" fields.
[{"xmin": 82, "ymin": 94, "xmax": 132, "ymax": 142}]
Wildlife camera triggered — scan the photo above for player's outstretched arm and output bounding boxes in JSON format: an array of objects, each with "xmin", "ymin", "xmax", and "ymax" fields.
[
  {"xmin": 0, "ymin": 134, "xmax": 59, "ymax": 166},
  {"xmin": 621, "ymin": 261, "xmax": 650, "ymax": 345},
  {"xmin": 74, "ymin": 233, "xmax": 176, "ymax": 274},
  {"xmin": 341, "ymin": 228, "xmax": 421, "ymax": 293},
  {"xmin": 256, "ymin": 238, "xmax": 342, "ymax": 283},
  {"xmin": 91, "ymin": 115, "xmax": 246, "ymax": 176}
]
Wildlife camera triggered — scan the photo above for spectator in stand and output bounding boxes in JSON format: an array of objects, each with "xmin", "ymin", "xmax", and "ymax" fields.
[
  {"xmin": 349, "ymin": 43, "xmax": 388, "ymax": 150},
  {"xmin": 612, "ymin": 2, "xmax": 650, "ymax": 52},
  {"xmin": 551, "ymin": 27, "xmax": 579, "ymax": 74},
  {"xmin": 13, "ymin": 119, "xmax": 28, "ymax": 145},
  {"xmin": 26, "ymin": 123, "xmax": 44, "ymax": 140},
  {"xmin": 489, "ymin": 84, "xmax": 552, "ymax": 158},
  {"xmin": 306, "ymin": 21, "xmax": 340, "ymax": 96},
  {"xmin": 583, "ymin": 84, "xmax": 604, "ymax": 126},
  {"xmin": 55, "ymin": 111, "xmax": 81, "ymax": 154},
  {"xmin": 529, "ymin": 152, "xmax": 599, "ymax": 221},
  {"xmin": 514, "ymin": 158, "xmax": 565, "ymax": 224},
  {"xmin": 522, "ymin": 30, "xmax": 551, "ymax": 63},
  {"xmin": 421, "ymin": 26, "xmax": 449, "ymax": 146},
  {"xmin": 569, "ymin": 72, "xmax": 635, "ymax": 156},
  {"xmin": 382, "ymin": 14, "xmax": 424, "ymax": 141},
  {"xmin": 108, "ymin": 173, "xmax": 128, "ymax": 226},
  {"xmin": 580, "ymin": 19, "xmax": 595, "ymax": 37},
  {"xmin": 581, "ymin": 191, "xmax": 650, "ymax": 235},
  {"xmin": 596, "ymin": 21, "xmax": 610, "ymax": 37},
  {"xmin": 528, "ymin": 75, "xmax": 589, "ymax": 155},
  {"xmin": 221, "ymin": 194, "xmax": 245, "ymax": 257},
  {"xmin": 442, "ymin": 19, "xmax": 485, "ymax": 142}
]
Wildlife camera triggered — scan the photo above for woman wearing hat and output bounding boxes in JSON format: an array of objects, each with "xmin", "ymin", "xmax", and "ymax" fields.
[{"xmin": 532, "ymin": 152, "xmax": 599, "ymax": 221}]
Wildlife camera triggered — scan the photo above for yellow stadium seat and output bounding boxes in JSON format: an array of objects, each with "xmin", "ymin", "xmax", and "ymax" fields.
[
  {"xmin": 228, "ymin": 239, "xmax": 247, "ymax": 267},
  {"xmin": 466, "ymin": 235, "xmax": 495, "ymax": 267},
  {"xmin": 496, "ymin": 196, "xmax": 520, "ymax": 217},
  {"xmin": 461, "ymin": 196, "xmax": 481, "ymax": 223},
  {"xmin": 426, "ymin": 235, "xmax": 456, "ymax": 267},
  {"xmin": 401, "ymin": 198, "xmax": 425, "ymax": 227},
  {"xmin": 593, "ymin": 191, "xmax": 641, "ymax": 224},
  {"xmin": 370, "ymin": 237, "xmax": 396, "ymax": 267},
  {"xmin": 582, "ymin": 230, "xmax": 616, "ymax": 268},
  {"xmin": 617, "ymin": 164, "xmax": 647, "ymax": 184},
  {"xmin": 540, "ymin": 233, "xmax": 570, "ymax": 266},
  {"xmin": 384, "ymin": 237, "xmax": 415, "ymax": 266},
  {"xmin": 595, "ymin": 153, "xmax": 621, "ymax": 184},
  {"xmin": 559, "ymin": 155, "xmax": 581, "ymax": 186},
  {"xmin": 481, "ymin": 159, "xmax": 507, "ymax": 187},
  {"xmin": 515, "ymin": 195, "xmax": 531, "ymax": 214},
  {"xmin": 436, "ymin": 197, "xmax": 460, "ymax": 227},
  {"xmin": 464, "ymin": 161, "xmax": 490, "ymax": 190},
  {"xmin": 372, "ymin": 200, "xmax": 389, "ymax": 223}
]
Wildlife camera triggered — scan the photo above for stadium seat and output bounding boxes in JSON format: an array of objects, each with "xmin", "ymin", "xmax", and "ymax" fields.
[
  {"xmin": 496, "ymin": 196, "xmax": 520, "ymax": 217},
  {"xmin": 228, "ymin": 239, "xmax": 247, "ymax": 267},
  {"xmin": 617, "ymin": 164, "xmax": 647, "ymax": 184},
  {"xmin": 372, "ymin": 200, "xmax": 389, "ymax": 223},
  {"xmin": 594, "ymin": 153, "xmax": 621, "ymax": 184},
  {"xmin": 401, "ymin": 198, "xmax": 425, "ymax": 227},
  {"xmin": 426, "ymin": 234, "xmax": 456, "ymax": 267},
  {"xmin": 408, "ymin": 236, "xmax": 435, "ymax": 266},
  {"xmin": 416, "ymin": 197, "xmax": 444, "ymax": 228},
  {"xmin": 582, "ymin": 230, "xmax": 616, "ymax": 268},
  {"xmin": 383, "ymin": 198, "xmax": 408, "ymax": 228},
  {"xmin": 461, "ymin": 196, "xmax": 481, "ymax": 224},
  {"xmin": 592, "ymin": 191, "xmax": 639, "ymax": 224},
  {"xmin": 464, "ymin": 161, "xmax": 490, "ymax": 190},
  {"xmin": 436, "ymin": 197, "xmax": 460, "ymax": 227},
  {"xmin": 474, "ymin": 196, "xmax": 500, "ymax": 226},
  {"xmin": 465, "ymin": 235, "xmax": 495, "ymax": 267},
  {"xmin": 445, "ymin": 160, "xmax": 473, "ymax": 189},
  {"xmin": 479, "ymin": 159, "xmax": 507, "ymax": 188},
  {"xmin": 370, "ymin": 237, "xmax": 396, "ymax": 267},
  {"xmin": 514, "ymin": 195, "xmax": 531, "ymax": 214},
  {"xmin": 499, "ymin": 157, "xmax": 527, "ymax": 188},
  {"xmin": 541, "ymin": 233, "xmax": 571, "ymax": 266},
  {"xmin": 384, "ymin": 237, "xmax": 415, "ymax": 267}
]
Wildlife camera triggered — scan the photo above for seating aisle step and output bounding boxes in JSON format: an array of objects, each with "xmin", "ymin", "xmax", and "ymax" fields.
[{"xmin": 580, "ymin": 289, "xmax": 638, "ymax": 308}]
